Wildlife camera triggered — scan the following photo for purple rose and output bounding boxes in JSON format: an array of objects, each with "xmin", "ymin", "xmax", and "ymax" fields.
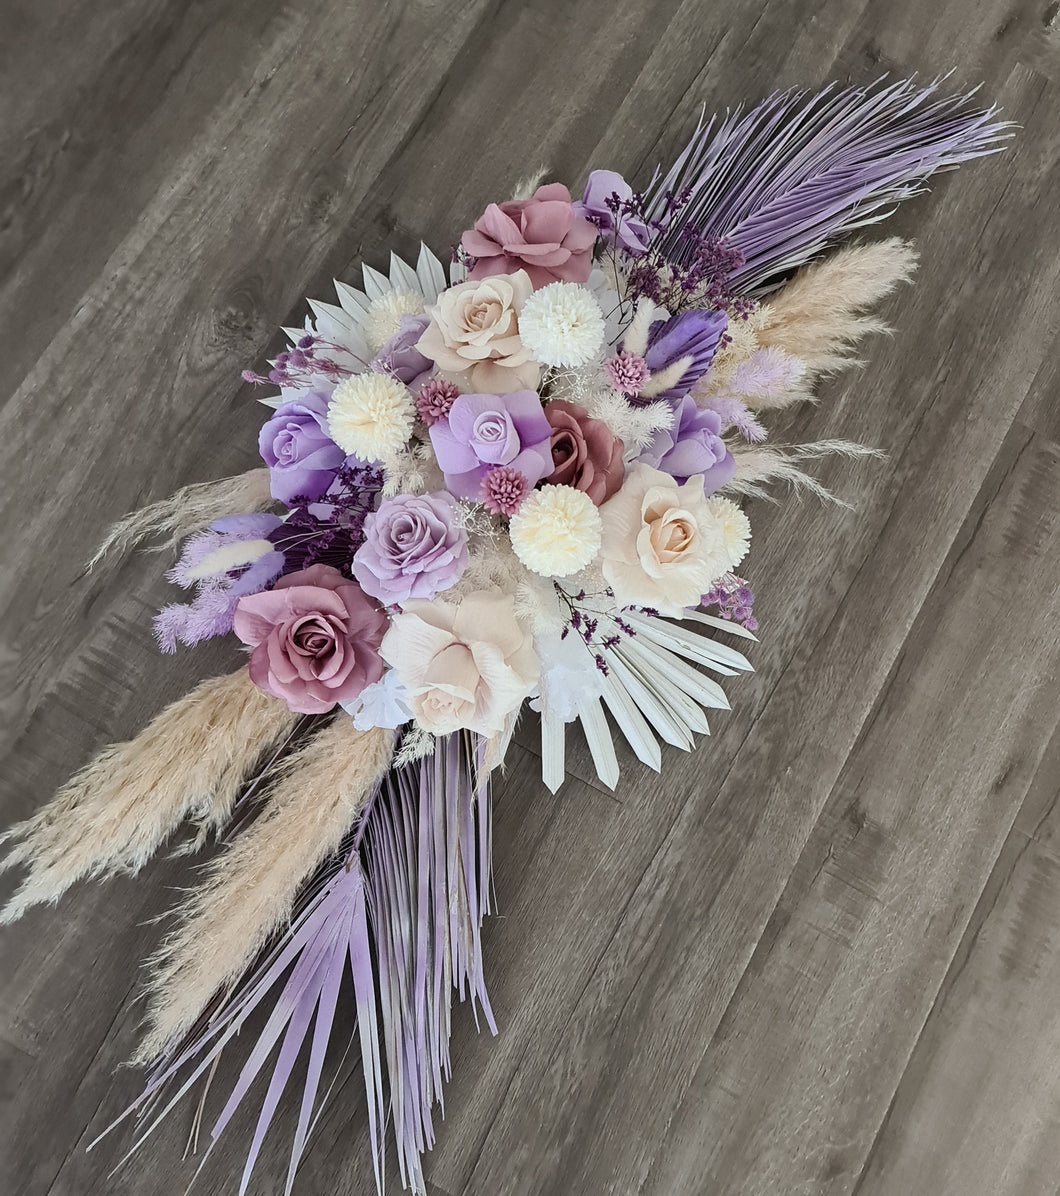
[
  {"xmin": 642, "ymin": 308, "xmax": 728, "ymax": 403},
  {"xmin": 352, "ymin": 492, "xmax": 468, "ymax": 605},
  {"xmin": 639, "ymin": 396, "xmax": 735, "ymax": 494},
  {"xmin": 259, "ymin": 391, "xmax": 346, "ymax": 504},
  {"xmin": 428, "ymin": 390, "xmax": 553, "ymax": 500},
  {"xmin": 573, "ymin": 169, "xmax": 650, "ymax": 256},
  {"xmin": 372, "ymin": 314, "xmax": 433, "ymax": 390}
]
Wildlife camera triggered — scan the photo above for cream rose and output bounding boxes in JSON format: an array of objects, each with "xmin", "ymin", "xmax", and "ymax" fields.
[
  {"xmin": 417, "ymin": 270, "xmax": 541, "ymax": 394},
  {"xmin": 599, "ymin": 464, "xmax": 739, "ymax": 614},
  {"xmin": 379, "ymin": 592, "xmax": 539, "ymax": 737}
]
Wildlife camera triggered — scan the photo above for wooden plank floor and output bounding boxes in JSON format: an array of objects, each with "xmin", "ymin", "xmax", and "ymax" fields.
[{"xmin": 2, "ymin": 1, "xmax": 1059, "ymax": 1192}]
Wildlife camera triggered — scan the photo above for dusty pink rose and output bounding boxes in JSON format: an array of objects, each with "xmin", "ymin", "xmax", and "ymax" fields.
[
  {"xmin": 598, "ymin": 465, "xmax": 731, "ymax": 615},
  {"xmin": 379, "ymin": 592, "xmax": 539, "ymax": 737},
  {"xmin": 461, "ymin": 183, "xmax": 597, "ymax": 290},
  {"xmin": 544, "ymin": 399, "xmax": 625, "ymax": 505},
  {"xmin": 233, "ymin": 563, "xmax": 387, "ymax": 714},
  {"xmin": 417, "ymin": 271, "xmax": 540, "ymax": 394}
]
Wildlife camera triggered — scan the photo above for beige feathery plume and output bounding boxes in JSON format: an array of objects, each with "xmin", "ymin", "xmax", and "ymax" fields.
[
  {"xmin": 0, "ymin": 669, "xmax": 298, "ymax": 924},
  {"xmin": 87, "ymin": 468, "xmax": 275, "ymax": 570},
  {"xmin": 724, "ymin": 440, "xmax": 885, "ymax": 506},
  {"xmin": 140, "ymin": 721, "xmax": 394, "ymax": 1060},
  {"xmin": 757, "ymin": 238, "xmax": 918, "ymax": 378},
  {"xmin": 511, "ymin": 167, "xmax": 549, "ymax": 201}
]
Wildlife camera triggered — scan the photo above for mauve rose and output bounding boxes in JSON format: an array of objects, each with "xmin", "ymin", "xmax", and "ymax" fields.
[
  {"xmin": 461, "ymin": 183, "xmax": 597, "ymax": 290},
  {"xmin": 259, "ymin": 391, "xmax": 346, "ymax": 504},
  {"xmin": 352, "ymin": 491, "xmax": 468, "ymax": 606},
  {"xmin": 429, "ymin": 390, "xmax": 553, "ymax": 501},
  {"xmin": 544, "ymin": 399, "xmax": 625, "ymax": 505},
  {"xmin": 233, "ymin": 563, "xmax": 386, "ymax": 714},
  {"xmin": 639, "ymin": 396, "xmax": 735, "ymax": 493},
  {"xmin": 372, "ymin": 314, "xmax": 433, "ymax": 390},
  {"xmin": 573, "ymin": 170, "xmax": 650, "ymax": 256}
]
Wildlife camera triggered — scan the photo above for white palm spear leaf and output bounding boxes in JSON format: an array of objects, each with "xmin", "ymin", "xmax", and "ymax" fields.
[
  {"xmin": 540, "ymin": 609, "xmax": 755, "ymax": 793},
  {"xmin": 262, "ymin": 244, "xmax": 458, "ymax": 407}
]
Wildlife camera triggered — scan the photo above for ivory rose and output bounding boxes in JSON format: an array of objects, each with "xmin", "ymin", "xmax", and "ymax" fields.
[
  {"xmin": 380, "ymin": 592, "xmax": 539, "ymax": 737},
  {"xmin": 416, "ymin": 271, "xmax": 540, "ymax": 394},
  {"xmin": 598, "ymin": 464, "xmax": 735, "ymax": 614}
]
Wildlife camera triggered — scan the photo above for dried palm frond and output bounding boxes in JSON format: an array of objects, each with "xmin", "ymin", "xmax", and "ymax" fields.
[
  {"xmin": 0, "ymin": 669, "xmax": 297, "ymax": 923},
  {"xmin": 140, "ymin": 721, "xmax": 394, "ymax": 1061},
  {"xmin": 103, "ymin": 732, "xmax": 492, "ymax": 1196}
]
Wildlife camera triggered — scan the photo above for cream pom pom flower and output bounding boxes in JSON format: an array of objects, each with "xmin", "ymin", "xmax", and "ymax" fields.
[
  {"xmin": 509, "ymin": 484, "xmax": 603, "ymax": 577},
  {"xmin": 517, "ymin": 282, "xmax": 606, "ymax": 368},
  {"xmin": 707, "ymin": 495, "xmax": 751, "ymax": 570},
  {"xmin": 327, "ymin": 372, "xmax": 415, "ymax": 460},
  {"xmin": 380, "ymin": 592, "xmax": 539, "ymax": 737},
  {"xmin": 365, "ymin": 288, "xmax": 426, "ymax": 354},
  {"xmin": 598, "ymin": 464, "xmax": 732, "ymax": 614}
]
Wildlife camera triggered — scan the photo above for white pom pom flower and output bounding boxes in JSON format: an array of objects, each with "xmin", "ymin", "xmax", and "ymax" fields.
[
  {"xmin": 707, "ymin": 495, "xmax": 751, "ymax": 570},
  {"xmin": 365, "ymin": 288, "xmax": 425, "ymax": 353},
  {"xmin": 509, "ymin": 484, "xmax": 603, "ymax": 577},
  {"xmin": 518, "ymin": 282, "xmax": 606, "ymax": 369},
  {"xmin": 327, "ymin": 373, "xmax": 414, "ymax": 460}
]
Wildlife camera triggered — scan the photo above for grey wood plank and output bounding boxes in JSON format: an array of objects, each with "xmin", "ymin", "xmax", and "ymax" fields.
[
  {"xmin": 853, "ymin": 712, "xmax": 1060, "ymax": 1195},
  {"xmin": 1, "ymin": 0, "xmax": 1058, "ymax": 1194}
]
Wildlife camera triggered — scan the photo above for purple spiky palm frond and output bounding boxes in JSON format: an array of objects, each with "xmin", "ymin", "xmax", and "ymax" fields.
[
  {"xmin": 646, "ymin": 77, "xmax": 1013, "ymax": 295},
  {"xmin": 98, "ymin": 730, "xmax": 493, "ymax": 1196}
]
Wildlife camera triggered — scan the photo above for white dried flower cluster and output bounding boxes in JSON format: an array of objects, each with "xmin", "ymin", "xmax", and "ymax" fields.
[
  {"xmin": 580, "ymin": 387, "xmax": 675, "ymax": 450},
  {"xmin": 509, "ymin": 485, "xmax": 602, "ymax": 577},
  {"xmin": 707, "ymin": 495, "xmax": 752, "ymax": 568},
  {"xmin": 328, "ymin": 373, "xmax": 415, "ymax": 461},
  {"xmin": 518, "ymin": 282, "xmax": 606, "ymax": 368},
  {"xmin": 365, "ymin": 288, "xmax": 425, "ymax": 353}
]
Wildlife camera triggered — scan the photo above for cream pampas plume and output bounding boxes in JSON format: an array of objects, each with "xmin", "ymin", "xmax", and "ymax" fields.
[
  {"xmin": 0, "ymin": 669, "xmax": 298, "ymax": 924},
  {"xmin": 140, "ymin": 720, "xmax": 394, "ymax": 1060},
  {"xmin": 757, "ymin": 239, "xmax": 918, "ymax": 378},
  {"xmin": 723, "ymin": 440, "xmax": 885, "ymax": 506},
  {"xmin": 87, "ymin": 468, "xmax": 275, "ymax": 570}
]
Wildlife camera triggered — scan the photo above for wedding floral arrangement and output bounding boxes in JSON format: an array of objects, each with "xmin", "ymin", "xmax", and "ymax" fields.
[{"xmin": 1, "ymin": 79, "xmax": 1008, "ymax": 1195}]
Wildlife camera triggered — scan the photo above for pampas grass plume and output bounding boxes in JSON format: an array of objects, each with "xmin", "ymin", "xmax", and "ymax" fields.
[
  {"xmin": 0, "ymin": 669, "xmax": 298, "ymax": 923},
  {"xmin": 140, "ymin": 720, "xmax": 394, "ymax": 1060}
]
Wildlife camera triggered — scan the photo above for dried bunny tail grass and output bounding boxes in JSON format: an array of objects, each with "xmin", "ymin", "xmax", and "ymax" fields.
[
  {"xmin": 723, "ymin": 440, "xmax": 885, "ymax": 506},
  {"xmin": 757, "ymin": 239, "xmax": 918, "ymax": 378},
  {"xmin": 87, "ymin": 468, "xmax": 274, "ymax": 570},
  {"xmin": 138, "ymin": 720, "xmax": 394, "ymax": 1061},
  {"xmin": 511, "ymin": 166, "xmax": 549, "ymax": 200},
  {"xmin": 0, "ymin": 670, "xmax": 297, "ymax": 924}
]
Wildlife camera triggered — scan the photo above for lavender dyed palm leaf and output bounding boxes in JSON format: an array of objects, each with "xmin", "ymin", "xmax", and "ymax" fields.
[
  {"xmin": 646, "ymin": 77, "xmax": 1012, "ymax": 295},
  {"xmin": 99, "ymin": 731, "xmax": 493, "ymax": 1196}
]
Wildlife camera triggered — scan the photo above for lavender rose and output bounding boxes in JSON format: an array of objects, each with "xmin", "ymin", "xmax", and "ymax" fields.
[
  {"xmin": 429, "ymin": 390, "xmax": 553, "ymax": 500},
  {"xmin": 573, "ymin": 169, "xmax": 650, "ymax": 256},
  {"xmin": 639, "ymin": 395, "xmax": 735, "ymax": 493},
  {"xmin": 352, "ymin": 491, "xmax": 468, "ymax": 605},
  {"xmin": 372, "ymin": 314, "xmax": 433, "ymax": 390},
  {"xmin": 233, "ymin": 563, "xmax": 387, "ymax": 714},
  {"xmin": 259, "ymin": 390, "xmax": 346, "ymax": 504}
]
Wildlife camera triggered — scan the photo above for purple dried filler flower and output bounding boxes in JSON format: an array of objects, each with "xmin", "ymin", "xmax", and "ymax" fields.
[
  {"xmin": 573, "ymin": 169, "xmax": 650, "ymax": 256},
  {"xmin": 604, "ymin": 350, "xmax": 650, "ymax": 397},
  {"xmin": 259, "ymin": 390, "xmax": 347, "ymax": 504},
  {"xmin": 416, "ymin": 378, "xmax": 460, "ymax": 426},
  {"xmin": 352, "ymin": 491, "xmax": 468, "ymax": 605},
  {"xmin": 429, "ymin": 390, "xmax": 553, "ymax": 501}
]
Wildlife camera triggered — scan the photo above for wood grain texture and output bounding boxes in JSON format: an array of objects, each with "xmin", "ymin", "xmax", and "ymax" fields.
[{"xmin": 2, "ymin": 1, "xmax": 1059, "ymax": 1194}]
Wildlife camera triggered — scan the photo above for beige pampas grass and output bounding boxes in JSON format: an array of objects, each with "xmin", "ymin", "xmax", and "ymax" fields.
[
  {"xmin": 0, "ymin": 669, "xmax": 298, "ymax": 924},
  {"xmin": 756, "ymin": 238, "xmax": 918, "ymax": 378},
  {"xmin": 87, "ymin": 468, "xmax": 275, "ymax": 570},
  {"xmin": 140, "ymin": 720, "xmax": 394, "ymax": 1060},
  {"xmin": 724, "ymin": 440, "xmax": 885, "ymax": 506}
]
